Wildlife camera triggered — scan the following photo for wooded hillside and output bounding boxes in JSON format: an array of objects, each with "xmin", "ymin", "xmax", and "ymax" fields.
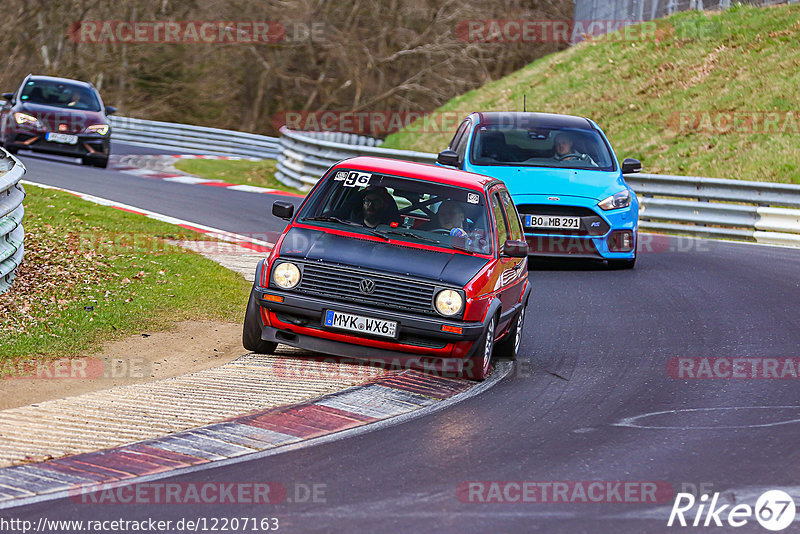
[{"xmin": 1, "ymin": 0, "xmax": 570, "ymax": 135}]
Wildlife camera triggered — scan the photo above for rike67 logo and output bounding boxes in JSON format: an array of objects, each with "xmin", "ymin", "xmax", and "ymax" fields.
[{"xmin": 668, "ymin": 490, "xmax": 796, "ymax": 531}]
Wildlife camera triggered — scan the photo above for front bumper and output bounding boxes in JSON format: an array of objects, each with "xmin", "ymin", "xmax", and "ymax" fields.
[
  {"xmin": 253, "ymin": 286, "xmax": 489, "ymax": 364},
  {"xmin": 518, "ymin": 197, "xmax": 638, "ymax": 260},
  {"xmin": 5, "ymin": 130, "xmax": 110, "ymax": 158}
]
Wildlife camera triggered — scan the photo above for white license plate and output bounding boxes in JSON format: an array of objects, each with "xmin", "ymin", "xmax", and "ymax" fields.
[
  {"xmin": 525, "ymin": 215, "xmax": 581, "ymax": 229},
  {"xmin": 323, "ymin": 310, "xmax": 397, "ymax": 338},
  {"xmin": 45, "ymin": 132, "xmax": 78, "ymax": 145}
]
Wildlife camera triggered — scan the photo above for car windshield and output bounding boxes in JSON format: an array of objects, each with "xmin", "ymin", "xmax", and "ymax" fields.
[
  {"xmin": 297, "ymin": 168, "xmax": 492, "ymax": 255},
  {"xmin": 19, "ymin": 80, "xmax": 101, "ymax": 112},
  {"xmin": 471, "ymin": 125, "xmax": 616, "ymax": 171}
]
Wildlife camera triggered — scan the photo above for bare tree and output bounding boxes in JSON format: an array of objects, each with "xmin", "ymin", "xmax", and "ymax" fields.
[{"xmin": 0, "ymin": 0, "xmax": 572, "ymax": 136}]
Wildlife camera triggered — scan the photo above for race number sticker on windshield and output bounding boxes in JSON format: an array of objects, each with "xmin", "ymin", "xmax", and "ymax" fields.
[
  {"xmin": 334, "ymin": 171, "xmax": 372, "ymax": 188},
  {"xmin": 467, "ymin": 193, "xmax": 480, "ymax": 204}
]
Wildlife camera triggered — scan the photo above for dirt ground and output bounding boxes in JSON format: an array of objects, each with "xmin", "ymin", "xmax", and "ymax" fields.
[{"xmin": 0, "ymin": 321, "xmax": 245, "ymax": 410}]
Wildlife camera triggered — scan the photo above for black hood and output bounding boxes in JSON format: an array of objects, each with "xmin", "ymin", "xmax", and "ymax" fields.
[{"xmin": 279, "ymin": 226, "xmax": 489, "ymax": 287}]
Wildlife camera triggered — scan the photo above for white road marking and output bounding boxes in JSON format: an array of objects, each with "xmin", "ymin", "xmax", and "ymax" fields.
[{"xmin": 614, "ymin": 406, "xmax": 800, "ymax": 430}]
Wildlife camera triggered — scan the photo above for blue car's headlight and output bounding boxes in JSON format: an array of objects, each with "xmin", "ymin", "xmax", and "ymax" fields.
[{"xmin": 598, "ymin": 190, "xmax": 631, "ymax": 211}]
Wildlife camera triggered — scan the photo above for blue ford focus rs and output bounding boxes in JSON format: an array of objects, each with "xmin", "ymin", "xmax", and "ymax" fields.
[{"xmin": 437, "ymin": 112, "xmax": 640, "ymax": 268}]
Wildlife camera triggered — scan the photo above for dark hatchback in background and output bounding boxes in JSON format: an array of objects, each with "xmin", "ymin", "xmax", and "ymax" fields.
[{"xmin": 1, "ymin": 74, "xmax": 115, "ymax": 168}]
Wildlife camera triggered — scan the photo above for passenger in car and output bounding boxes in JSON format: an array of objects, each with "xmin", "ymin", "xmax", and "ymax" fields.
[
  {"xmin": 480, "ymin": 130, "xmax": 518, "ymax": 162},
  {"xmin": 27, "ymin": 87, "xmax": 46, "ymax": 104}
]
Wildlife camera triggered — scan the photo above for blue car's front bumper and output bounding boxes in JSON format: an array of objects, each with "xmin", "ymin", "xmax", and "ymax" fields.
[{"xmin": 513, "ymin": 194, "xmax": 638, "ymax": 260}]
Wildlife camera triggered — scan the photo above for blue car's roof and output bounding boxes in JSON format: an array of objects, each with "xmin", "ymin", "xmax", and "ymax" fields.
[{"xmin": 474, "ymin": 112, "xmax": 594, "ymax": 130}]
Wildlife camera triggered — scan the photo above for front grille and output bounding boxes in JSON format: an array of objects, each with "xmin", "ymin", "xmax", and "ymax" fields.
[
  {"xmin": 526, "ymin": 236, "xmax": 600, "ymax": 257},
  {"xmin": 517, "ymin": 204, "xmax": 609, "ymax": 236},
  {"xmin": 398, "ymin": 334, "xmax": 447, "ymax": 349},
  {"xmin": 30, "ymin": 139, "xmax": 86, "ymax": 155},
  {"xmin": 517, "ymin": 204, "xmax": 597, "ymax": 217},
  {"xmin": 288, "ymin": 260, "xmax": 440, "ymax": 316},
  {"xmin": 13, "ymin": 133, "xmax": 37, "ymax": 144}
]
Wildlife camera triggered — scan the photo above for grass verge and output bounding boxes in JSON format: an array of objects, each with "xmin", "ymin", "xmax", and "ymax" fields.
[
  {"xmin": 0, "ymin": 185, "xmax": 251, "ymax": 359},
  {"xmin": 382, "ymin": 4, "xmax": 800, "ymax": 183},
  {"xmin": 173, "ymin": 159, "xmax": 304, "ymax": 194}
]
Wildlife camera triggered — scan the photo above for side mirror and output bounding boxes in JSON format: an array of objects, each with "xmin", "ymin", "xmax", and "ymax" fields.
[
  {"xmin": 2, "ymin": 93, "xmax": 14, "ymax": 102},
  {"xmin": 105, "ymin": 106, "xmax": 117, "ymax": 115},
  {"xmin": 272, "ymin": 200, "xmax": 295, "ymax": 220},
  {"xmin": 436, "ymin": 149, "xmax": 460, "ymax": 168},
  {"xmin": 621, "ymin": 158, "xmax": 642, "ymax": 174},
  {"xmin": 502, "ymin": 239, "xmax": 528, "ymax": 258}
]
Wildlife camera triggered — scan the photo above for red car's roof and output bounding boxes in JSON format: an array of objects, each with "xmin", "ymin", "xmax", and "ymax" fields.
[{"xmin": 332, "ymin": 156, "xmax": 496, "ymax": 191}]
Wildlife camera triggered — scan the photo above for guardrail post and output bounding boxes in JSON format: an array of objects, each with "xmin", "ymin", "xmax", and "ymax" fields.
[{"xmin": 0, "ymin": 148, "xmax": 26, "ymax": 294}]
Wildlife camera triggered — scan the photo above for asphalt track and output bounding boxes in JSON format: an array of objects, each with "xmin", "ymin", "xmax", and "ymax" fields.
[{"xmin": 5, "ymin": 144, "xmax": 800, "ymax": 533}]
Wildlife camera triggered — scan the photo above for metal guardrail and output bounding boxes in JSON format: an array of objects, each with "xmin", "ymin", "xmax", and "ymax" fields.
[
  {"xmin": 275, "ymin": 127, "xmax": 436, "ymax": 190},
  {"xmin": 274, "ymin": 129, "xmax": 800, "ymax": 247},
  {"xmin": 109, "ymin": 116, "xmax": 279, "ymax": 159},
  {"xmin": 0, "ymin": 149, "xmax": 26, "ymax": 294},
  {"xmin": 628, "ymin": 173, "xmax": 800, "ymax": 246}
]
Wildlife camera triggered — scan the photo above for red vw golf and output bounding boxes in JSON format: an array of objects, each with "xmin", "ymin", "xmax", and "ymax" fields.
[{"xmin": 243, "ymin": 157, "xmax": 530, "ymax": 380}]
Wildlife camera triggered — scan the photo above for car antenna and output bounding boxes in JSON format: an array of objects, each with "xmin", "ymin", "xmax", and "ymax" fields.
[{"xmin": 523, "ymin": 95, "xmax": 526, "ymax": 112}]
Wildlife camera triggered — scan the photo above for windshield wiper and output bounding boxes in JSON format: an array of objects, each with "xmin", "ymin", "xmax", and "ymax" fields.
[
  {"xmin": 450, "ymin": 242, "xmax": 476, "ymax": 255},
  {"xmin": 384, "ymin": 229, "xmax": 441, "ymax": 244},
  {"xmin": 302, "ymin": 215, "xmax": 355, "ymax": 225},
  {"xmin": 302, "ymin": 215, "xmax": 390, "ymax": 240},
  {"xmin": 386, "ymin": 229, "xmax": 477, "ymax": 253}
]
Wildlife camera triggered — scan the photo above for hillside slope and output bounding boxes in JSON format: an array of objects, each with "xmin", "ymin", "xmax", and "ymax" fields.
[{"xmin": 383, "ymin": 5, "xmax": 800, "ymax": 183}]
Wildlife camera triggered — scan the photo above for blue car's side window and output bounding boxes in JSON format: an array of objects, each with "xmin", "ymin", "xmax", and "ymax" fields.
[{"xmin": 449, "ymin": 120, "xmax": 469, "ymax": 151}]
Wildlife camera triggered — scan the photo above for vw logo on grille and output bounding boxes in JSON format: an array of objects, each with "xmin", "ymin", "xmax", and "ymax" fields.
[{"xmin": 359, "ymin": 279, "xmax": 375, "ymax": 294}]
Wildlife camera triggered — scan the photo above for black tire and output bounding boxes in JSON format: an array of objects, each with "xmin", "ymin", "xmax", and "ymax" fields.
[
  {"xmin": 242, "ymin": 290, "xmax": 278, "ymax": 354},
  {"xmin": 495, "ymin": 306, "xmax": 526, "ymax": 361},
  {"xmin": 462, "ymin": 315, "xmax": 495, "ymax": 381},
  {"xmin": 4, "ymin": 146, "xmax": 17, "ymax": 155},
  {"xmin": 608, "ymin": 257, "xmax": 636, "ymax": 270}
]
